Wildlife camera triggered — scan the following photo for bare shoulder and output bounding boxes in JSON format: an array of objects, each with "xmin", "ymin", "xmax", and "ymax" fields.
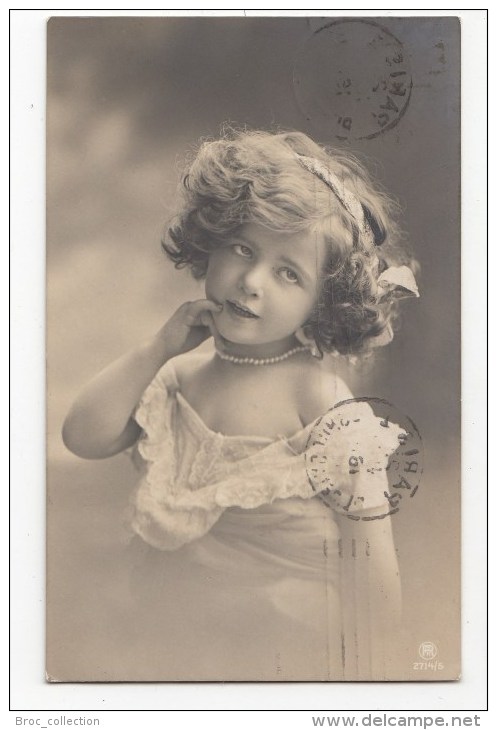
[
  {"xmin": 169, "ymin": 351, "xmax": 213, "ymax": 388},
  {"xmin": 295, "ymin": 357, "xmax": 354, "ymax": 425}
]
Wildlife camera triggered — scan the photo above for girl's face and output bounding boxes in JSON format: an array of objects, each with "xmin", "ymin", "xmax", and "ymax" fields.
[{"xmin": 205, "ymin": 223, "xmax": 327, "ymax": 351}]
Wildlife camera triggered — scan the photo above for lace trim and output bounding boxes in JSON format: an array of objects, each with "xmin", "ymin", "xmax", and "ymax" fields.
[{"xmin": 128, "ymin": 363, "xmax": 393, "ymax": 550}]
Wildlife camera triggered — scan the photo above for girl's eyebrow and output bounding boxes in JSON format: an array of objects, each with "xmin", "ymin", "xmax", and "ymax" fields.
[
  {"xmin": 236, "ymin": 233, "xmax": 259, "ymax": 249},
  {"xmin": 279, "ymin": 254, "xmax": 313, "ymax": 283}
]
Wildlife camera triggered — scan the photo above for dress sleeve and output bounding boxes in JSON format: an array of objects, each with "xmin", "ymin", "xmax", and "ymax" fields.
[{"xmin": 129, "ymin": 361, "xmax": 179, "ymax": 468}]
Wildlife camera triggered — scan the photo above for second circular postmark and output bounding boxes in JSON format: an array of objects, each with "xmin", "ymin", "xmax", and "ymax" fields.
[
  {"xmin": 305, "ymin": 397, "xmax": 423, "ymax": 520},
  {"xmin": 293, "ymin": 19, "xmax": 413, "ymax": 141}
]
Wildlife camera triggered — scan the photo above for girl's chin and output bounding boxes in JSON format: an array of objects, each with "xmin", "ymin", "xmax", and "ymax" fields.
[
  {"xmin": 213, "ymin": 317, "xmax": 260, "ymax": 343},
  {"xmin": 212, "ymin": 309, "xmax": 297, "ymax": 349},
  {"xmin": 215, "ymin": 329, "xmax": 299, "ymax": 352}
]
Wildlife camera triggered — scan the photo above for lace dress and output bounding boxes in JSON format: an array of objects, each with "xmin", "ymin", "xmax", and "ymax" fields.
[{"xmin": 124, "ymin": 360, "xmax": 393, "ymax": 681}]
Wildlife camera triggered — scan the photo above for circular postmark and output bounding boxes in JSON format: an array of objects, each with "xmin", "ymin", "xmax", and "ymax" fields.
[
  {"xmin": 305, "ymin": 398, "xmax": 423, "ymax": 520},
  {"xmin": 293, "ymin": 19, "xmax": 412, "ymax": 140}
]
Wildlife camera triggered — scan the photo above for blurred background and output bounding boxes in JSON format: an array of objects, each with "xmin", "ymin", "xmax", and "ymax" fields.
[{"xmin": 47, "ymin": 16, "xmax": 461, "ymax": 680}]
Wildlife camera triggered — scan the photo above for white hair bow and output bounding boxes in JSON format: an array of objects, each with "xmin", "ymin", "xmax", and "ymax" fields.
[
  {"xmin": 371, "ymin": 265, "xmax": 419, "ymax": 347},
  {"xmin": 377, "ymin": 265, "xmax": 419, "ymax": 300}
]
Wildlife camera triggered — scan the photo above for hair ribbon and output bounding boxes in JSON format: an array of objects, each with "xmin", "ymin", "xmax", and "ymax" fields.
[
  {"xmin": 296, "ymin": 154, "xmax": 376, "ymax": 248},
  {"xmin": 296, "ymin": 155, "xmax": 420, "ymax": 349}
]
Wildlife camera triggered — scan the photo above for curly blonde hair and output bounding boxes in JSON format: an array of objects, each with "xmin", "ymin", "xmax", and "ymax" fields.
[{"xmin": 164, "ymin": 129, "xmax": 416, "ymax": 356}]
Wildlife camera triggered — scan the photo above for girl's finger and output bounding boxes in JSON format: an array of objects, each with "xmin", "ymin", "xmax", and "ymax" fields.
[
  {"xmin": 184, "ymin": 299, "xmax": 222, "ymax": 326},
  {"xmin": 200, "ymin": 311, "xmax": 226, "ymax": 352}
]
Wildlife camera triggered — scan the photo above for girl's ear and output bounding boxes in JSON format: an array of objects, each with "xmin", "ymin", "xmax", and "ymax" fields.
[{"xmin": 295, "ymin": 326, "xmax": 320, "ymax": 358}]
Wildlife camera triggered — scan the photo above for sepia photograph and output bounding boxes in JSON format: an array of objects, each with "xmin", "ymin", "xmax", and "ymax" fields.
[{"xmin": 46, "ymin": 15, "xmax": 461, "ymax": 683}]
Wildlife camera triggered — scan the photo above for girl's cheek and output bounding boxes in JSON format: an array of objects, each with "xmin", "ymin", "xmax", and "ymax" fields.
[{"xmin": 205, "ymin": 263, "xmax": 222, "ymax": 296}]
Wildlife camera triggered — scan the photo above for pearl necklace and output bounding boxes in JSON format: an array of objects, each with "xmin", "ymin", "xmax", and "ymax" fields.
[{"xmin": 215, "ymin": 345, "xmax": 309, "ymax": 366}]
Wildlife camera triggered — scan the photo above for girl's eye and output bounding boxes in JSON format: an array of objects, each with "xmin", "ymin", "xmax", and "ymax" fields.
[
  {"xmin": 279, "ymin": 267, "xmax": 299, "ymax": 284},
  {"xmin": 233, "ymin": 243, "xmax": 253, "ymax": 258}
]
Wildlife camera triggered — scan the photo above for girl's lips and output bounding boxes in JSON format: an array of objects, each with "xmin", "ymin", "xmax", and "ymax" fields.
[{"xmin": 225, "ymin": 300, "xmax": 260, "ymax": 319}]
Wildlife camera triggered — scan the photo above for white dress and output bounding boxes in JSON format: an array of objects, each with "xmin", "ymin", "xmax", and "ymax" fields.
[{"xmin": 124, "ymin": 360, "xmax": 393, "ymax": 681}]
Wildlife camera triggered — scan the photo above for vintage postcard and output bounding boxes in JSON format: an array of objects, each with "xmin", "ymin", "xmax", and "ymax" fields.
[{"xmin": 46, "ymin": 15, "xmax": 461, "ymax": 682}]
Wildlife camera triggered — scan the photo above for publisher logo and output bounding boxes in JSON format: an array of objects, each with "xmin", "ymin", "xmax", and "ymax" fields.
[{"xmin": 418, "ymin": 641, "xmax": 438, "ymax": 660}]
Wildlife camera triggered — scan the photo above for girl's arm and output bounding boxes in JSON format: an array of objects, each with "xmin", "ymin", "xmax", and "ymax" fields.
[
  {"xmin": 336, "ymin": 510, "xmax": 401, "ymax": 680},
  {"xmin": 62, "ymin": 300, "xmax": 222, "ymax": 459}
]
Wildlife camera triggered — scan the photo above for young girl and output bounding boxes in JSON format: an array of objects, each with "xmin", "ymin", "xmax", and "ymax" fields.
[{"xmin": 63, "ymin": 130, "xmax": 419, "ymax": 681}]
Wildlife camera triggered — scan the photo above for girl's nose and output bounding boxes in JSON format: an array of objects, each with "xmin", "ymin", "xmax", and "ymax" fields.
[{"xmin": 239, "ymin": 267, "xmax": 265, "ymax": 297}]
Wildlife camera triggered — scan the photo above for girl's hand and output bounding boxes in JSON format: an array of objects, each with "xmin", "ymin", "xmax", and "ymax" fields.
[
  {"xmin": 154, "ymin": 299, "xmax": 224, "ymax": 361},
  {"xmin": 62, "ymin": 300, "xmax": 224, "ymax": 460}
]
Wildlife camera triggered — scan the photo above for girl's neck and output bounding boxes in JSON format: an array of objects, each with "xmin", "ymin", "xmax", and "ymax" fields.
[{"xmin": 217, "ymin": 335, "xmax": 301, "ymax": 361}]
